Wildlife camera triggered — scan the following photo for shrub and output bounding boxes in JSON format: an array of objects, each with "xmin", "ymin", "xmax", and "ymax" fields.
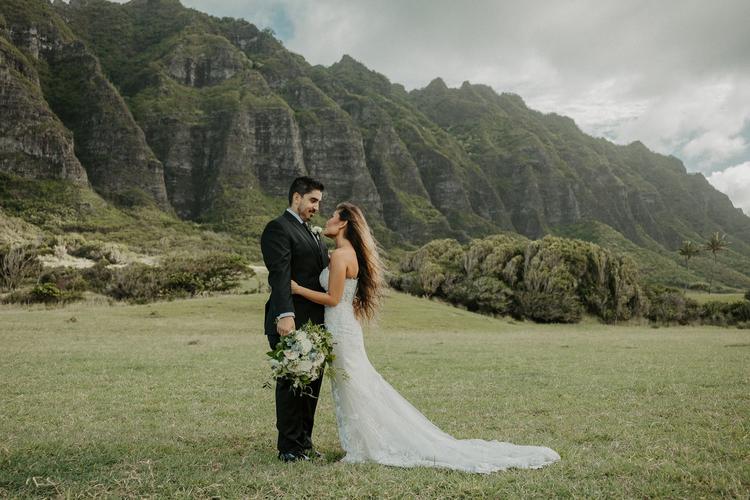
[
  {"xmin": 724, "ymin": 301, "xmax": 750, "ymax": 324},
  {"xmin": 700, "ymin": 300, "xmax": 750, "ymax": 327},
  {"xmin": 38, "ymin": 266, "xmax": 89, "ymax": 292},
  {"xmin": 397, "ymin": 239, "xmax": 465, "ymax": 297},
  {"xmin": 514, "ymin": 241, "xmax": 583, "ymax": 323},
  {"xmin": 0, "ymin": 244, "xmax": 42, "ymax": 291},
  {"xmin": 80, "ymin": 260, "xmax": 113, "ymax": 292},
  {"xmin": 105, "ymin": 263, "xmax": 163, "ymax": 303},
  {"xmin": 30, "ymin": 282, "xmax": 63, "ymax": 303},
  {"xmin": 162, "ymin": 252, "xmax": 250, "ymax": 293},
  {"xmin": 2, "ymin": 282, "xmax": 83, "ymax": 305},
  {"xmin": 644, "ymin": 285, "xmax": 700, "ymax": 324},
  {"xmin": 444, "ymin": 276, "xmax": 513, "ymax": 315},
  {"xmin": 104, "ymin": 252, "xmax": 251, "ymax": 303},
  {"xmin": 392, "ymin": 233, "xmax": 646, "ymax": 324}
]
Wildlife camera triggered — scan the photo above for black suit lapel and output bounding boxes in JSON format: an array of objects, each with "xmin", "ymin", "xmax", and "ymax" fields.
[{"xmin": 283, "ymin": 211, "xmax": 324, "ymax": 265}]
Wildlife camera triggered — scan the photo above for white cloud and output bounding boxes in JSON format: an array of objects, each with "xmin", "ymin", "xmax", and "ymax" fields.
[
  {"xmin": 602, "ymin": 77, "xmax": 750, "ymax": 173},
  {"xmin": 707, "ymin": 162, "xmax": 750, "ymax": 215},
  {"xmin": 683, "ymin": 131, "xmax": 747, "ymax": 165},
  {"xmin": 706, "ymin": 161, "xmax": 750, "ymax": 216}
]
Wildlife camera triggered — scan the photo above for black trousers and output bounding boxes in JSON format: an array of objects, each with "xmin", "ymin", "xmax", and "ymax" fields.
[{"xmin": 267, "ymin": 334, "xmax": 324, "ymax": 454}]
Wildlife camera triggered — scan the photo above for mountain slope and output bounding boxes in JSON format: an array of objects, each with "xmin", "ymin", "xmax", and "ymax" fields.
[{"xmin": 1, "ymin": 0, "xmax": 748, "ymax": 289}]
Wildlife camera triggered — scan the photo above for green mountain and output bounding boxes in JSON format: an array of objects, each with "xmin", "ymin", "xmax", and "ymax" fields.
[{"xmin": 1, "ymin": 0, "xmax": 749, "ymax": 289}]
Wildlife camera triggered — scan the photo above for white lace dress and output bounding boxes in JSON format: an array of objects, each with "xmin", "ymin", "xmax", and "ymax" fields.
[{"xmin": 320, "ymin": 267, "xmax": 561, "ymax": 473}]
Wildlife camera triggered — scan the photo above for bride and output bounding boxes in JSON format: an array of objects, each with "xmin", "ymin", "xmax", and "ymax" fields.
[{"xmin": 290, "ymin": 202, "xmax": 560, "ymax": 473}]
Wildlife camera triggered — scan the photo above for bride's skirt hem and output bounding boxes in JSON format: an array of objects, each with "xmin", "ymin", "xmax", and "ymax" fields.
[{"xmin": 339, "ymin": 452, "xmax": 560, "ymax": 474}]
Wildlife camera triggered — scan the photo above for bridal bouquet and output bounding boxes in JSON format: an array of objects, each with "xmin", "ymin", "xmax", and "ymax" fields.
[{"xmin": 265, "ymin": 321, "xmax": 338, "ymax": 392}]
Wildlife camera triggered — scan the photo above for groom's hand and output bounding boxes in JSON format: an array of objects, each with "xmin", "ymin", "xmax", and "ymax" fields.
[{"xmin": 277, "ymin": 316, "xmax": 295, "ymax": 336}]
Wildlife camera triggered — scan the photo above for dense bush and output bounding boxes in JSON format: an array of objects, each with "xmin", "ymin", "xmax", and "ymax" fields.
[
  {"xmin": 39, "ymin": 266, "xmax": 89, "ymax": 292},
  {"xmin": 2, "ymin": 251, "xmax": 253, "ymax": 306},
  {"xmin": 397, "ymin": 238, "xmax": 465, "ymax": 297},
  {"xmin": 105, "ymin": 264, "xmax": 162, "ymax": 303},
  {"xmin": 162, "ymin": 252, "xmax": 250, "ymax": 293},
  {"xmin": 105, "ymin": 252, "xmax": 251, "ymax": 303},
  {"xmin": 438, "ymin": 276, "xmax": 512, "ymax": 315},
  {"xmin": 80, "ymin": 260, "xmax": 114, "ymax": 292},
  {"xmin": 68, "ymin": 241, "xmax": 124, "ymax": 264},
  {"xmin": 644, "ymin": 285, "xmax": 700, "ymax": 324},
  {"xmin": 700, "ymin": 300, "xmax": 750, "ymax": 327},
  {"xmin": 2, "ymin": 282, "xmax": 83, "ymax": 305},
  {"xmin": 514, "ymin": 240, "xmax": 583, "ymax": 323},
  {"xmin": 391, "ymin": 234, "xmax": 646, "ymax": 323}
]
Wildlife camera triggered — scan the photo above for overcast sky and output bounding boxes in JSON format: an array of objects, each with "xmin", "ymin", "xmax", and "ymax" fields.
[{"xmin": 115, "ymin": 0, "xmax": 750, "ymax": 214}]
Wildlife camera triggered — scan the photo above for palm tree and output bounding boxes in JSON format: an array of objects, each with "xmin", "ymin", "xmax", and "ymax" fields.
[
  {"xmin": 678, "ymin": 240, "xmax": 700, "ymax": 290},
  {"xmin": 705, "ymin": 232, "xmax": 729, "ymax": 294}
]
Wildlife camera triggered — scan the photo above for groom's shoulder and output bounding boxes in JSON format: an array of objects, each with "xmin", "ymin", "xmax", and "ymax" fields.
[{"xmin": 262, "ymin": 212, "xmax": 291, "ymax": 234}]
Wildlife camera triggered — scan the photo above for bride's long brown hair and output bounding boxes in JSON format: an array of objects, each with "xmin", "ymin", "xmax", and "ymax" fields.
[{"xmin": 336, "ymin": 202, "xmax": 384, "ymax": 321}]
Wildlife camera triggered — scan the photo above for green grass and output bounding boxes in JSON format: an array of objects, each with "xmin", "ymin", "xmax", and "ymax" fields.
[
  {"xmin": 1, "ymin": 292, "xmax": 748, "ymax": 497},
  {"xmin": 686, "ymin": 292, "xmax": 746, "ymax": 304}
]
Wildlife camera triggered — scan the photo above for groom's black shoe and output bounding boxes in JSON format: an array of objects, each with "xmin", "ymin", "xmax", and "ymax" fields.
[{"xmin": 278, "ymin": 451, "xmax": 310, "ymax": 462}]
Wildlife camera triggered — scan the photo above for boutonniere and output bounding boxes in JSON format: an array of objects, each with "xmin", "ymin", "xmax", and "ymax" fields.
[{"xmin": 311, "ymin": 225, "xmax": 323, "ymax": 237}]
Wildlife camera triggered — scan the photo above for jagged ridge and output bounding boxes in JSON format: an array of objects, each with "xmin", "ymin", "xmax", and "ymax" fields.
[{"xmin": 1, "ymin": 0, "xmax": 749, "ymax": 289}]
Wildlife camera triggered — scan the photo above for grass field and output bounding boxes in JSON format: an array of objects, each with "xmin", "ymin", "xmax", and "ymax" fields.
[{"xmin": 1, "ymin": 291, "xmax": 748, "ymax": 498}]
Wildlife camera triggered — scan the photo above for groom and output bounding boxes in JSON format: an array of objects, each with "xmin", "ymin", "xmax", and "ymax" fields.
[{"xmin": 260, "ymin": 176, "xmax": 330, "ymax": 462}]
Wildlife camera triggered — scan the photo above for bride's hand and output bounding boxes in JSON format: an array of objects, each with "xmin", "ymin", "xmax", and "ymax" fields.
[{"xmin": 291, "ymin": 279, "xmax": 300, "ymax": 294}]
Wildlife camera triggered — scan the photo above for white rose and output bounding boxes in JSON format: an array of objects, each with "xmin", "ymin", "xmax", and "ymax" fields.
[
  {"xmin": 297, "ymin": 360, "xmax": 313, "ymax": 373},
  {"xmin": 298, "ymin": 338, "xmax": 313, "ymax": 354},
  {"xmin": 283, "ymin": 350, "xmax": 299, "ymax": 360}
]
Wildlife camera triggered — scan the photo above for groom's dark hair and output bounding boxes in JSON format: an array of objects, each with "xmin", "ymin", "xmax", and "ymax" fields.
[{"xmin": 288, "ymin": 176, "xmax": 324, "ymax": 205}]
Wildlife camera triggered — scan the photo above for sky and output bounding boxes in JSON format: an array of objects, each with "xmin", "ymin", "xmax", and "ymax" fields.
[{"xmin": 114, "ymin": 0, "xmax": 750, "ymax": 214}]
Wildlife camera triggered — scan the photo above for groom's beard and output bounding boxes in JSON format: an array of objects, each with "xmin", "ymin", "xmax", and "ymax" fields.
[{"xmin": 299, "ymin": 208, "xmax": 316, "ymax": 222}]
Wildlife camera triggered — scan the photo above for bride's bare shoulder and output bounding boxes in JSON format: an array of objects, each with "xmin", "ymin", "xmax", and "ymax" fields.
[{"xmin": 330, "ymin": 247, "xmax": 357, "ymax": 265}]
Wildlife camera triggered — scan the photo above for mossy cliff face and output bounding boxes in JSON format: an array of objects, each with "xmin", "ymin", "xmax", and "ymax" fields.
[
  {"xmin": 125, "ymin": 31, "xmax": 306, "ymax": 221},
  {"xmin": 0, "ymin": 12, "xmax": 86, "ymax": 184},
  {"xmin": 1, "ymin": 0, "xmax": 749, "ymax": 287},
  {"xmin": 1, "ymin": 0, "xmax": 169, "ymax": 209}
]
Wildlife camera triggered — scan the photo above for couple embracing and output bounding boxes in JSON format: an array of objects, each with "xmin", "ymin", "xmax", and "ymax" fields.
[{"xmin": 261, "ymin": 176, "xmax": 560, "ymax": 473}]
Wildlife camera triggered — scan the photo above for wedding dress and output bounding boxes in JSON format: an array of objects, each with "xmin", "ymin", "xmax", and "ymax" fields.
[{"xmin": 320, "ymin": 267, "xmax": 561, "ymax": 473}]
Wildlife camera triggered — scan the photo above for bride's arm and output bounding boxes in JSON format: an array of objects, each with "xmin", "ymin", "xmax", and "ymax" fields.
[{"xmin": 291, "ymin": 250, "xmax": 346, "ymax": 306}]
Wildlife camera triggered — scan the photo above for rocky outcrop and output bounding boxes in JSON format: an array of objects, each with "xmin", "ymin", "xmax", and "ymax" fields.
[
  {"xmin": 164, "ymin": 33, "xmax": 250, "ymax": 87},
  {"xmin": 0, "ymin": 34, "xmax": 88, "ymax": 184},
  {"xmin": 128, "ymin": 29, "xmax": 307, "ymax": 220},
  {"xmin": 43, "ymin": 40, "xmax": 169, "ymax": 208},
  {"xmin": 2, "ymin": 0, "xmax": 169, "ymax": 209}
]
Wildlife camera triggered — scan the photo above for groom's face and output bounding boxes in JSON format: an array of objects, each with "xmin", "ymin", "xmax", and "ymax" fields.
[{"xmin": 295, "ymin": 189, "xmax": 323, "ymax": 222}]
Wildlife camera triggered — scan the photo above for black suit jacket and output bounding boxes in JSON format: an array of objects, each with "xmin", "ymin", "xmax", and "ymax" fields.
[{"xmin": 261, "ymin": 211, "xmax": 330, "ymax": 336}]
